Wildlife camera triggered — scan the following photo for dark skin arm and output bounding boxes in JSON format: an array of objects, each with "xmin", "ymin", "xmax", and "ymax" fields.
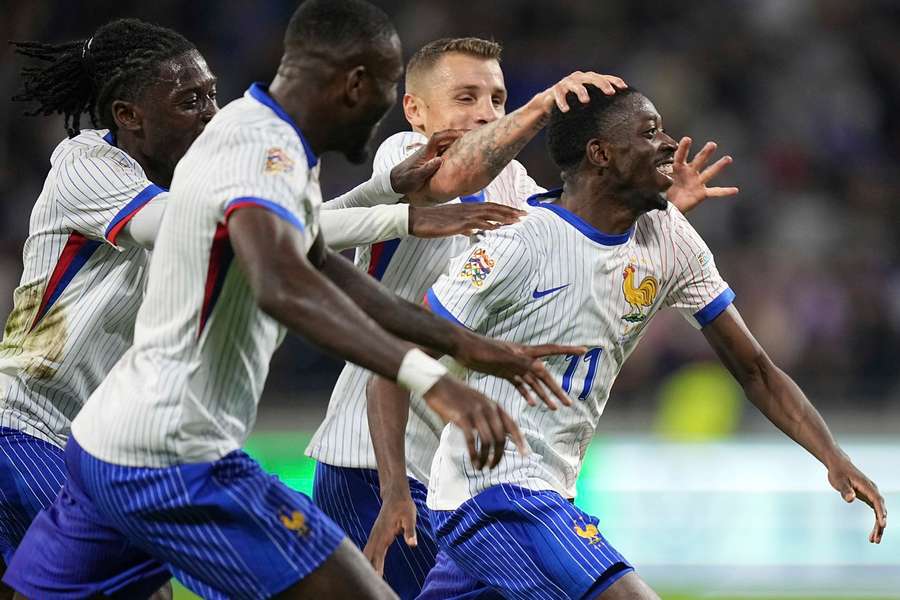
[{"xmin": 703, "ymin": 305, "xmax": 887, "ymax": 543}]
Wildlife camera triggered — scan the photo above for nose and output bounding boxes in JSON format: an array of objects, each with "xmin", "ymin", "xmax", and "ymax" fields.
[
  {"xmin": 475, "ymin": 96, "xmax": 501, "ymax": 126},
  {"xmin": 659, "ymin": 130, "xmax": 677, "ymax": 151},
  {"xmin": 201, "ymin": 97, "xmax": 218, "ymax": 123}
]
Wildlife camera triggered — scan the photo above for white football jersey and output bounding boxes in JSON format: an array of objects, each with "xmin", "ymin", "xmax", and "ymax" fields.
[
  {"xmin": 306, "ymin": 131, "xmax": 546, "ymax": 483},
  {"xmin": 72, "ymin": 84, "xmax": 322, "ymax": 467},
  {"xmin": 0, "ymin": 129, "xmax": 165, "ymax": 448},
  {"xmin": 426, "ymin": 189, "xmax": 734, "ymax": 509}
]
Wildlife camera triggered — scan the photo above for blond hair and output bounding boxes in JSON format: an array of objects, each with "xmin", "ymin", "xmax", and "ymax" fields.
[{"xmin": 405, "ymin": 37, "xmax": 502, "ymax": 91}]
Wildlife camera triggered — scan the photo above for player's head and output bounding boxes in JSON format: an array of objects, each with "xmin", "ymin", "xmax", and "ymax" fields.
[
  {"xmin": 280, "ymin": 0, "xmax": 401, "ymax": 164},
  {"xmin": 404, "ymin": 37, "xmax": 505, "ymax": 136},
  {"xmin": 12, "ymin": 19, "xmax": 217, "ymax": 177},
  {"xmin": 547, "ymin": 86, "xmax": 677, "ymax": 212}
]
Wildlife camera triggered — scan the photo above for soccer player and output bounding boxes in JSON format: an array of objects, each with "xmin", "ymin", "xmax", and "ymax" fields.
[
  {"xmin": 0, "ymin": 17, "xmax": 510, "ymax": 596},
  {"xmin": 370, "ymin": 85, "xmax": 887, "ymax": 599},
  {"xmin": 307, "ymin": 38, "xmax": 737, "ymax": 598},
  {"xmin": 3, "ymin": 2, "xmax": 578, "ymax": 598}
]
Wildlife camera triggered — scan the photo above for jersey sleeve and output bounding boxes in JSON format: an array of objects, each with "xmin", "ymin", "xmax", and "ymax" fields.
[
  {"xmin": 208, "ymin": 134, "xmax": 312, "ymax": 236},
  {"xmin": 426, "ymin": 227, "xmax": 538, "ymax": 332},
  {"xmin": 664, "ymin": 208, "xmax": 735, "ymax": 329},
  {"xmin": 54, "ymin": 153, "xmax": 167, "ymax": 249},
  {"xmin": 373, "ymin": 131, "xmax": 428, "ymax": 175}
]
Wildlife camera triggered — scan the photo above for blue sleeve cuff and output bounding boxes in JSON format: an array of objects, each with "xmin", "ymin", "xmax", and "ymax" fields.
[
  {"xmin": 694, "ymin": 287, "xmax": 735, "ymax": 328},
  {"xmin": 225, "ymin": 197, "xmax": 305, "ymax": 232},
  {"xmin": 425, "ymin": 288, "xmax": 470, "ymax": 330},
  {"xmin": 105, "ymin": 183, "xmax": 166, "ymax": 244}
]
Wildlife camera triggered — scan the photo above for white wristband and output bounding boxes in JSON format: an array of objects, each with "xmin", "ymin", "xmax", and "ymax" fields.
[{"xmin": 397, "ymin": 348, "xmax": 447, "ymax": 396}]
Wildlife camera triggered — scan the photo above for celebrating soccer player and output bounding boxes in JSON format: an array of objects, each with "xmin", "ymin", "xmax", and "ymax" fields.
[{"xmin": 369, "ymin": 86, "xmax": 887, "ymax": 599}]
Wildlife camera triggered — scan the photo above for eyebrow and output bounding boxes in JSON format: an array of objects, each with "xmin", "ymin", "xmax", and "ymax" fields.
[{"xmin": 449, "ymin": 84, "xmax": 507, "ymax": 96}]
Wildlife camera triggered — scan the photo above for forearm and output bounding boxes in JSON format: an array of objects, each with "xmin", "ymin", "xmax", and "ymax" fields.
[
  {"xmin": 320, "ymin": 204, "xmax": 408, "ymax": 252},
  {"xmin": 742, "ymin": 361, "xmax": 845, "ymax": 467},
  {"xmin": 254, "ymin": 253, "xmax": 413, "ymax": 380},
  {"xmin": 319, "ymin": 248, "xmax": 468, "ymax": 356},
  {"xmin": 367, "ymin": 375, "xmax": 412, "ymax": 497},
  {"xmin": 426, "ymin": 98, "xmax": 549, "ymax": 200},
  {"xmin": 325, "ymin": 170, "xmax": 401, "ymax": 210}
]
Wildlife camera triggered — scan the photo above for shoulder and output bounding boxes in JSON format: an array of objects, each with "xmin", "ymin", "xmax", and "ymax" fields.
[
  {"xmin": 372, "ymin": 130, "xmax": 428, "ymax": 171},
  {"xmin": 51, "ymin": 130, "xmax": 144, "ymax": 183}
]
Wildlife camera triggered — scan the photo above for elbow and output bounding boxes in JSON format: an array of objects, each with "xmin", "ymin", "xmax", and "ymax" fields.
[{"xmin": 736, "ymin": 350, "xmax": 775, "ymax": 389}]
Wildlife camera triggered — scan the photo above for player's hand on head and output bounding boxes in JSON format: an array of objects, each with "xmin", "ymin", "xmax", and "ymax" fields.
[
  {"xmin": 666, "ymin": 137, "xmax": 739, "ymax": 214},
  {"xmin": 456, "ymin": 338, "xmax": 585, "ymax": 410},
  {"xmin": 424, "ymin": 375, "xmax": 527, "ymax": 469},
  {"xmin": 409, "ymin": 202, "xmax": 525, "ymax": 238},
  {"xmin": 390, "ymin": 129, "xmax": 465, "ymax": 198},
  {"xmin": 536, "ymin": 71, "xmax": 628, "ymax": 113},
  {"xmin": 826, "ymin": 457, "xmax": 887, "ymax": 543},
  {"xmin": 363, "ymin": 484, "xmax": 418, "ymax": 576}
]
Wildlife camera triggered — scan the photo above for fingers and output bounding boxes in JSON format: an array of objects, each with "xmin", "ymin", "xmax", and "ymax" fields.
[
  {"xmin": 553, "ymin": 72, "xmax": 626, "ymax": 112},
  {"xmin": 499, "ymin": 407, "xmax": 527, "ymax": 457},
  {"xmin": 425, "ymin": 129, "xmax": 466, "ymax": 157},
  {"xmin": 673, "ymin": 137, "xmax": 691, "ymax": 166},
  {"xmin": 362, "ymin": 529, "xmax": 390, "ymax": 576},
  {"xmin": 512, "ymin": 375, "xmax": 538, "ymax": 407},
  {"xmin": 532, "ymin": 360, "xmax": 574, "ymax": 407},
  {"xmin": 704, "ymin": 186, "xmax": 740, "ymax": 197},
  {"xmin": 521, "ymin": 370, "xmax": 557, "ymax": 411},
  {"xmin": 484, "ymin": 405, "xmax": 509, "ymax": 469},
  {"xmin": 698, "ymin": 155, "xmax": 733, "ymax": 184},
  {"xmin": 414, "ymin": 156, "xmax": 443, "ymax": 180},
  {"xmin": 522, "ymin": 343, "xmax": 588, "ymax": 358},
  {"xmin": 461, "ymin": 417, "xmax": 479, "ymax": 466},
  {"xmin": 855, "ymin": 480, "xmax": 887, "ymax": 544},
  {"xmin": 690, "ymin": 141, "xmax": 717, "ymax": 172},
  {"xmin": 473, "ymin": 414, "xmax": 494, "ymax": 469}
]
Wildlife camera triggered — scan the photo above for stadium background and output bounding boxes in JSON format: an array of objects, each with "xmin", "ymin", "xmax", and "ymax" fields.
[{"xmin": 2, "ymin": 1, "xmax": 898, "ymax": 598}]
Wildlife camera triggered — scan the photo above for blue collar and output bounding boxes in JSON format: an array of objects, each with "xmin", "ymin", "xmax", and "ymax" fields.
[
  {"xmin": 526, "ymin": 189, "xmax": 633, "ymax": 246},
  {"xmin": 247, "ymin": 82, "xmax": 318, "ymax": 169},
  {"xmin": 102, "ymin": 131, "xmax": 116, "ymax": 146}
]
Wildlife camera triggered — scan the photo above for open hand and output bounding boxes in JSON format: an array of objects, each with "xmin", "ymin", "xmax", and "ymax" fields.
[
  {"xmin": 409, "ymin": 202, "xmax": 525, "ymax": 238},
  {"xmin": 666, "ymin": 137, "xmax": 739, "ymax": 214},
  {"xmin": 363, "ymin": 486, "xmax": 418, "ymax": 576},
  {"xmin": 534, "ymin": 71, "xmax": 628, "ymax": 114},
  {"xmin": 390, "ymin": 129, "xmax": 465, "ymax": 197},
  {"xmin": 424, "ymin": 375, "xmax": 526, "ymax": 469},
  {"xmin": 455, "ymin": 336, "xmax": 585, "ymax": 410},
  {"xmin": 827, "ymin": 456, "xmax": 887, "ymax": 543}
]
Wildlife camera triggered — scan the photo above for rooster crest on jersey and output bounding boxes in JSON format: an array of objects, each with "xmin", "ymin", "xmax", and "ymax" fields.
[
  {"xmin": 279, "ymin": 509, "xmax": 309, "ymax": 536},
  {"xmin": 459, "ymin": 247, "xmax": 495, "ymax": 288},
  {"xmin": 264, "ymin": 147, "xmax": 294, "ymax": 174},
  {"xmin": 573, "ymin": 518, "xmax": 603, "ymax": 546},
  {"xmin": 621, "ymin": 264, "xmax": 658, "ymax": 323}
]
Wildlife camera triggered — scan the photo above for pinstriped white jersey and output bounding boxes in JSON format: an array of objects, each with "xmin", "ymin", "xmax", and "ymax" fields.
[
  {"xmin": 426, "ymin": 189, "xmax": 735, "ymax": 509},
  {"xmin": 306, "ymin": 131, "xmax": 545, "ymax": 482},
  {"xmin": 72, "ymin": 84, "xmax": 322, "ymax": 467},
  {"xmin": 0, "ymin": 129, "xmax": 165, "ymax": 448}
]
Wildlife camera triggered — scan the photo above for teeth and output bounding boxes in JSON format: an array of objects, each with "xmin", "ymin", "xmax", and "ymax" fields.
[{"xmin": 656, "ymin": 163, "xmax": 673, "ymax": 177}]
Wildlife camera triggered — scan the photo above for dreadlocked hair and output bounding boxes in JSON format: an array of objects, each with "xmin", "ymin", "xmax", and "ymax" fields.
[{"xmin": 11, "ymin": 18, "xmax": 195, "ymax": 137}]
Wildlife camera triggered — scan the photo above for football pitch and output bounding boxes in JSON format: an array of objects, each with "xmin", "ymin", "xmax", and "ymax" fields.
[{"xmin": 168, "ymin": 432, "xmax": 899, "ymax": 599}]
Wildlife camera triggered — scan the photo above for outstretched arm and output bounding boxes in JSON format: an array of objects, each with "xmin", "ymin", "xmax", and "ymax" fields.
[
  {"xmin": 318, "ymin": 245, "xmax": 579, "ymax": 409},
  {"xmin": 703, "ymin": 305, "xmax": 887, "ymax": 543}
]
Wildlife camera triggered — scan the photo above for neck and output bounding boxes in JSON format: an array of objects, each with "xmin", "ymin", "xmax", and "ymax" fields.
[
  {"xmin": 116, "ymin": 135, "xmax": 172, "ymax": 189},
  {"xmin": 557, "ymin": 172, "xmax": 642, "ymax": 235},
  {"xmin": 268, "ymin": 67, "xmax": 334, "ymax": 157}
]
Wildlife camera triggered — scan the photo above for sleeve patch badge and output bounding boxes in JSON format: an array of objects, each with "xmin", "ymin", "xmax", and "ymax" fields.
[
  {"xmin": 265, "ymin": 147, "xmax": 294, "ymax": 174},
  {"xmin": 459, "ymin": 247, "xmax": 495, "ymax": 287}
]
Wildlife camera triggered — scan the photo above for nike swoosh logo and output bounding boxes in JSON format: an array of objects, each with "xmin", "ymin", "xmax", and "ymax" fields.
[{"xmin": 532, "ymin": 284, "xmax": 570, "ymax": 299}]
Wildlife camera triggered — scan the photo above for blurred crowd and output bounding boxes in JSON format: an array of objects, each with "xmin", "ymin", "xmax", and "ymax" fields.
[{"xmin": 2, "ymin": 0, "xmax": 898, "ymax": 413}]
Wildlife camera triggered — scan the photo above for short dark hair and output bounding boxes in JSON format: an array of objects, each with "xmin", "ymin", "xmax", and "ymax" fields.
[
  {"xmin": 546, "ymin": 86, "xmax": 643, "ymax": 171},
  {"xmin": 284, "ymin": 0, "xmax": 397, "ymax": 56},
  {"xmin": 11, "ymin": 18, "xmax": 196, "ymax": 137},
  {"xmin": 406, "ymin": 37, "xmax": 502, "ymax": 89}
]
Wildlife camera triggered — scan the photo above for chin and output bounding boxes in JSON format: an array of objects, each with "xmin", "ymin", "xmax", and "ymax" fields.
[{"xmin": 649, "ymin": 192, "xmax": 668, "ymax": 210}]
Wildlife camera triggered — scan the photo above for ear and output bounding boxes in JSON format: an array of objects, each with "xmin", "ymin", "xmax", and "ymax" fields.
[
  {"xmin": 111, "ymin": 100, "xmax": 142, "ymax": 134},
  {"xmin": 344, "ymin": 65, "xmax": 367, "ymax": 107},
  {"xmin": 585, "ymin": 138, "xmax": 611, "ymax": 168},
  {"xmin": 403, "ymin": 93, "xmax": 426, "ymax": 131}
]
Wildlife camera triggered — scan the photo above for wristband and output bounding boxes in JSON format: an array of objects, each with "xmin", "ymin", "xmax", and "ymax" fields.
[{"xmin": 397, "ymin": 348, "xmax": 447, "ymax": 396}]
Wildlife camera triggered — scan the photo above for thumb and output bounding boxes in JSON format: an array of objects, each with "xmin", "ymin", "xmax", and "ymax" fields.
[
  {"xmin": 402, "ymin": 514, "xmax": 418, "ymax": 547},
  {"xmin": 841, "ymin": 481, "xmax": 856, "ymax": 503}
]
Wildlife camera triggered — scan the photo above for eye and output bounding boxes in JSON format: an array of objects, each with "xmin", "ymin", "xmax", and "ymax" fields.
[
  {"xmin": 456, "ymin": 95, "xmax": 475, "ymax": 104},
  {"xmin": 643, "ymin": 127, "xmax": 657, "ymax": 139},
  {"xmin": 492, "ymin": 96, "xmax": 504, "ymax": 107}
]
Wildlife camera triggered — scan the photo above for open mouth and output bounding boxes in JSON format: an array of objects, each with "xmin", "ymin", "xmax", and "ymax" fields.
[{"xmin": 655, "ymin": 161, "xmax": 674, "ymax": 178}]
